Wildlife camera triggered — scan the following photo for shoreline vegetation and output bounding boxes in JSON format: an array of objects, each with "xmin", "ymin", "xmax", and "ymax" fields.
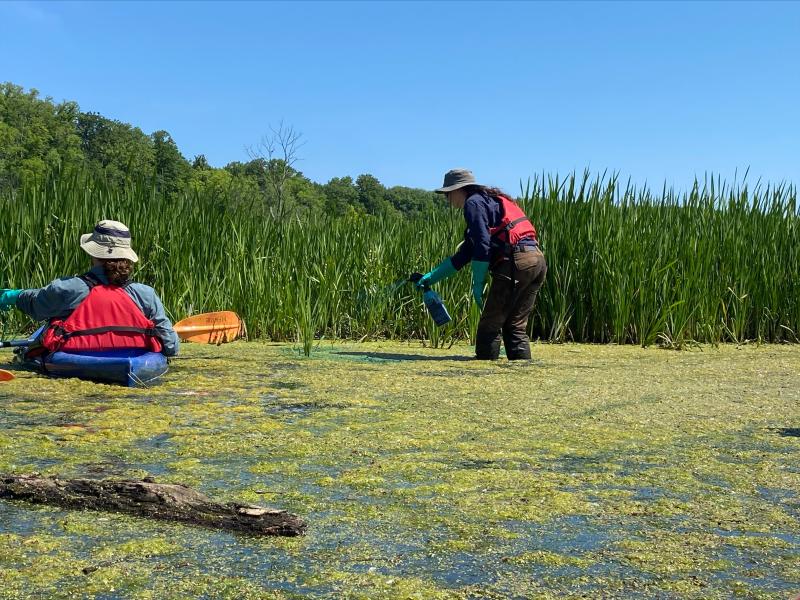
[
  {"xmin": 1, "ymin": 82, "xmax": 797, "ymax": 348},
  {"xmin": 1, "ymin": 170, "xmax": 797, "ymax": 349}
]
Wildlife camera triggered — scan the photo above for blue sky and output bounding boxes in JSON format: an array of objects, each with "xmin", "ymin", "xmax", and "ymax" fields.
[{"xmin": 1, "ymin": 1, "xmax": 798, "ymax": 193}]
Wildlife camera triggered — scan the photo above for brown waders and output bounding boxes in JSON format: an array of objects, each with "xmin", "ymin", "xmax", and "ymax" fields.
[{"xmin": 475, "ymin": 247, "xmax": 547, "ymax": 360}]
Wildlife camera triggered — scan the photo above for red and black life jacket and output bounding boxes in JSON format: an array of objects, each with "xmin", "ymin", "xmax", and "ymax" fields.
[
  {"xmin": 39, "ymin": 272, "xmax": 162, "ymax": 354},
  {"xmin": 489, "ymin": 195, "xmax": 538, "ymax": 254}
]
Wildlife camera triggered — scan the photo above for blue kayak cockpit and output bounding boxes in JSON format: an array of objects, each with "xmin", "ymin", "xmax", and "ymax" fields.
[
  {"xmin": 35, "ymin": 348, "xmax": 168, "ymax": 387},
  {"xmin": 17, "ymin": 324, "xmax": 169, "ymax": 387}
]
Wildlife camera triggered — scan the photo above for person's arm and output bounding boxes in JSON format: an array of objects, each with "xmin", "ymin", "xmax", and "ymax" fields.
[
  {"xmin": 449, "ymin": 233, "xmax": 473, "ymax": 271},
  {"xmin": 418, "ymin": 197, "xmax": 492, "ymax": 288},
  {"xmin": 416, "ymin": 233, "xmax": 469, "ymax": 288},
  {"xmin": 463, "ymin": 197, "xmax": 491, "ymax": 263},
  {"xmin": 127, "ymin": 285, "xmax": 180, "ymax": 356},
  {"xmin": 463, "ymin": 197, "xmax": 491, "ymax": 306},
  {"xmin": 149, "ymin": 294, "xmax": 180, "ymax": 357},
  {"xmin": 15, "ymin": 278, "xmax": 88, "ymax": 321}
]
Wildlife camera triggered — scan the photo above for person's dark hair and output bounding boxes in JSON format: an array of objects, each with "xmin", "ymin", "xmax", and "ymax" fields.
[
  {"xmin": 461, "ymin": 185, "xmax": 514, "ymax": 200},
  {"xmin": 102, "ymin": 258, "xmax": 133, "ymax": 286}
]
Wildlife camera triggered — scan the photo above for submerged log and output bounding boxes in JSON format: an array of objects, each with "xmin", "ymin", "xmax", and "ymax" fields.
[{"xmin": 0, "ymin": 474, "xmax": 306, "ymax": 537}]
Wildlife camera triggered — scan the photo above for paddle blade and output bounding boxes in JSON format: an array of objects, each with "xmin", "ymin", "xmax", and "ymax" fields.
[
  {"xmin": 0, "ymin": 369, "xmax": 15, "ymax": 381},
  {"xmin": 173, "ymin": 311, "xmax": 245, "ymax": 344}
]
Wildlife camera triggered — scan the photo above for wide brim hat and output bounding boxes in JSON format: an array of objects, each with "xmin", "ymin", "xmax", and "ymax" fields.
[
  {"xmin": 435, "ymin": 168, "xmax": 480, "ymax": 193},
  {"xmin": 80, "ymin": 220, "xmax": 139, "ymax": 263}
]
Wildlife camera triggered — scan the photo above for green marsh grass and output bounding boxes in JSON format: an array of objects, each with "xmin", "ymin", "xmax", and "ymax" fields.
[{"xmin": 0, "ymin": 171, "xmax": 797, "ymax": 346}]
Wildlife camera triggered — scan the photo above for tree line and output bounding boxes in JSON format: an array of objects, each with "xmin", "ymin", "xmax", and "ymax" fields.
[{"xmin": 0, "ymin": 82, "xmax": 441, "ymax": 216}]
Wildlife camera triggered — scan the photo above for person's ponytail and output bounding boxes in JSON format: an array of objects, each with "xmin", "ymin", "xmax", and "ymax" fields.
[{"xmin": 102, "ymin": 259, "xmax": 133, "ymax": 286}]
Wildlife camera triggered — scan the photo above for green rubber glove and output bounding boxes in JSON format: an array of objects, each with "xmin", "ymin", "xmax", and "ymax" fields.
[
  {"xmin": 0, "ymin": 289, "xmax": 21, "ymax": 311},
  {"xmin": 471, "ymin": 261, "xmax": 490, "ymax": 307},
  {"xmin": 416, "ymin": 257, "xmax": 457, "ymax": 289}
]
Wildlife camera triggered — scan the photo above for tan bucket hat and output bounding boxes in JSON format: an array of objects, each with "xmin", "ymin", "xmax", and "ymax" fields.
[
  {"xmin": 435, "ymin": 168, "xmax": 480, "ymax": 193},
  {"xmin": 80, "ymin": 220, "xmax": 139, "ymax": 263}
]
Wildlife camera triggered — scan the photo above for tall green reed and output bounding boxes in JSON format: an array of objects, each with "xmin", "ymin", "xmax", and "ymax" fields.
[{"xmin": 0, "ymin": 170, "xmax": 796, "ymax": 347}]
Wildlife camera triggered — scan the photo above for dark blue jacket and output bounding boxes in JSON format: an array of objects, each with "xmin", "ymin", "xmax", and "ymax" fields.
[{"xmin": 450, "ymin": 192, "xmax": 535, "ymax": 270}]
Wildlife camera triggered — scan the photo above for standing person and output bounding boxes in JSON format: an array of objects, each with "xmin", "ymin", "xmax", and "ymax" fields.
[
  {"xmin": 0, "ymin": 220, "xmax": 179, "ymax": 358},
  {"xmin": 417, "ymin": 169, "xmax": 547, "ymax": 360}
]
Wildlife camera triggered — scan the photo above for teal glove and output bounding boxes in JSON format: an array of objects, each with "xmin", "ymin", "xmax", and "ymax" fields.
[
  {"xmin": 0, "ymin": 289, "xmax": 21, "ymax": 311},
  {"xmin": 471, "ymin": 261, "xmax": 490, "ymax": 307},
  {"xmin": 416, "ymin": 257, "xmax": 457, "ymax": 289}
]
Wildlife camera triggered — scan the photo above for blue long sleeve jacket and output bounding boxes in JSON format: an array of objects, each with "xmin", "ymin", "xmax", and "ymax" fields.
[
  {"xmin": 15, "ymin": 265, "xmax": 180, "ymax": 356},
  {"xmin": 450, "ymin": 193, "xmax": 499, "ymax": 270},
  {"xmin": 450, "ymin": 192, "xmax": 537, "ymax": 270}
]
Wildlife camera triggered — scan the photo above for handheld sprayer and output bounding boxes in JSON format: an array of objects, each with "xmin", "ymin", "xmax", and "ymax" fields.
[{"xmin": 409, "ymin": 273, "xmax": 451, "ymax": 327}]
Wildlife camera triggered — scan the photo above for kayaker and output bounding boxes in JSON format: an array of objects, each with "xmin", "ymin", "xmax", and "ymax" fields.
[
  {"xmin": 417, "ymin": 169, "xmax": 547, "ymax": 360},
  {"xmin": 0, "ymin": 220, "xmax": 179, "ymax": 357}
]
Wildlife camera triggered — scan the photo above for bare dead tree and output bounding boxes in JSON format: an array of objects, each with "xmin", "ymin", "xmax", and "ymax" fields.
[{"xmin": 246, "ymin": 121, "xmax": 305, "ymax": 218}]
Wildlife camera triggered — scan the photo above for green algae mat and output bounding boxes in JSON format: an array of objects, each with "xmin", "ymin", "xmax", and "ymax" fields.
[{"xmin": 1, "ymin": 342, "xmax": 799, "ymax": 599}]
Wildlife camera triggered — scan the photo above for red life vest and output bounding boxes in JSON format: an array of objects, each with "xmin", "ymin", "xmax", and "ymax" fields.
[
  {"xmin": 489, "ymin": 195, "xmax": 538, "ymax": 250},
  {"xmin": 41, "ymin": 273, "xmax": 162, "ymax": 353}
]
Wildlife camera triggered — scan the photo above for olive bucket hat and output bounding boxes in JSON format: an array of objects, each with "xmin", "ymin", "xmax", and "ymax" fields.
[
  {"xmin": 80, "ymin": 220, "xmax": 139, "ymax": 263},
  {"xmin": 435, "ymin": 168, "xmax": 480, "ymax": 194}
]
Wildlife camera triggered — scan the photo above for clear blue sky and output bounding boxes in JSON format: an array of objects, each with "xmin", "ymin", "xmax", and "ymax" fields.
[{"xmin": 1, "ymin": 1, "xmax": 798, "ymax": 193}]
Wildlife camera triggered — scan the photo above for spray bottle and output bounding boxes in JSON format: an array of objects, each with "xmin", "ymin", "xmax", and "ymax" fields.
[{"xmin": 409, "ymin": 273, "xmax": 452, "ymax": 327}]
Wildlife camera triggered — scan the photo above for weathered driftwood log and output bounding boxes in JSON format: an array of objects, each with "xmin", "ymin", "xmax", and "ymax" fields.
[{"xmin": 0, "ymin": 474, "xmax": 306, "ymax": 537}]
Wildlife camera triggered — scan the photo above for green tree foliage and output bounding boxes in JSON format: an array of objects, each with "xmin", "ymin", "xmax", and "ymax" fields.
[
  {"xmin": 151, "ymin": 130, "xmax": 192, "ymax": 198},
  {"xmin": 76, "ymin": 112, "xmax": 155, "ymax": 187},
  {"xmin": 323, "ymin": 176, "xmax": 360, "ymax": 216},
  {"xmin": 285, "ymin": 175, "xmax": 326, "ymax": 215},
  {"xmin": 0, "ymin": 83, "xmax": 83, "ymax": 188},
  {"xmin": 356, "ymin": 173, "xmax": 395, "ymax": 215},
  {"xmin": 192, "ymin": 154, "xmax": 211, "ymax": 170},
  {"xmin": 0, "ymin": 81, "xmax": 441, "ymax": 215},
  {"xmin": 224, "ymin": 159, "xmax": 269, "ymax": 195},
  {"xmin": 191, "ymin": 165, "xmax": 235, "ymax": 198},
  {"xmin": 386, "ymin": 185, "xmax": 441, "ymax": 216}
]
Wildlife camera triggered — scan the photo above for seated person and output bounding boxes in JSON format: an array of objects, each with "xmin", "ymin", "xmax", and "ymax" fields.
[{"xmin": 0, "ymin": 220, "xmax": 179, "ymax": 357}]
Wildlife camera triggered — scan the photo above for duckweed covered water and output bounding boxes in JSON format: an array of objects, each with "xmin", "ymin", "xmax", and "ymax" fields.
[{"xmin": 1, "ymin": 342, "xmax": 799, "ymax": 598}]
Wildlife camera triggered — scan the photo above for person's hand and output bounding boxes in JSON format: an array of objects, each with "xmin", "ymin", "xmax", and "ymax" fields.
[
  {"xmin": 415, "ymin": 272, "xmax": 433, "ymax": 290},
  {"xmin": 0, "ymin": 289, "xmax": 21, "ymax": 311},
  {"xmin": 415, "ymin": 258, "xmax": 457, "ymax": 289}
]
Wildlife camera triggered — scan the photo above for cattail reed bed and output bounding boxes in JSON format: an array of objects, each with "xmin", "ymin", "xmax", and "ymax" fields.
[{"xmin": 1, "ymin": 172, "xmax": 797, "ymax": 346}]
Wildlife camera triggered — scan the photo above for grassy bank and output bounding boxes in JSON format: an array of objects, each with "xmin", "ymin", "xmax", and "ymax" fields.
[
  {"xmin": 1, "ymin": 342, "xmax": 799, "ymax": 597},
  {"xmin": 0, "ymin": 172, "xmax": 797, "ymax": 345}
]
